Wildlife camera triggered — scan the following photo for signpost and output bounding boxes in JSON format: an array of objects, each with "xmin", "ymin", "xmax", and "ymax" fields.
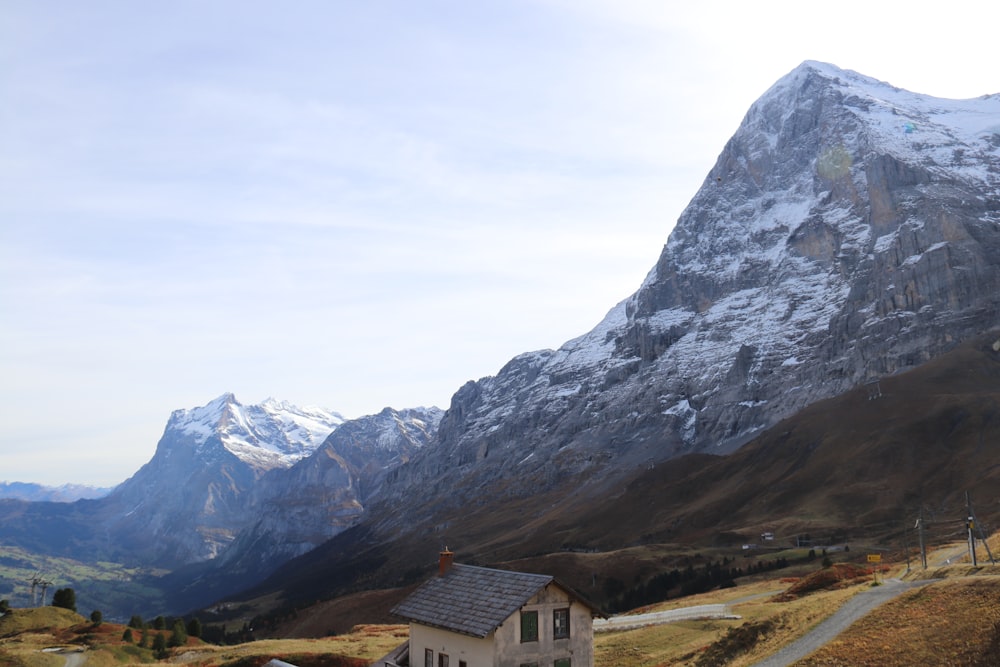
[{"xmin": 867, "ymin": 554, "xmax": 882, "ymax": 583}]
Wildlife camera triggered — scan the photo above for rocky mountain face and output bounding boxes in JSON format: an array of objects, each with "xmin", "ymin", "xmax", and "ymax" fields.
[
  {"xmin": 371, "ymin": 61, "xmax": 1000, "ymax": 533},
  {"xmin": 99, "ymin": 393, "xmax": 346, "ymax": 566},
  {"xmin": 212, "ymin": 406, "xmax": 443, "ymax": 575}
]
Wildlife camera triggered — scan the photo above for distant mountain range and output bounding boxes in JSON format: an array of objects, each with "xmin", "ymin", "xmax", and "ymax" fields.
[
  {"xmin": 0, "ymin": 482, "xmax": 112, "ymax": 503},
  {"xmin": 1, "ymin": 61, "xmax": 997, "ymax": 623}
]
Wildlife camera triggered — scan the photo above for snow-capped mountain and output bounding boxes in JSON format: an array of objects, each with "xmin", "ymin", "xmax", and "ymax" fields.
[
  {"xmin": 169, "ymin": 393, "xmax": 344, "ymax": 469},
  {"xmin": 373, "ymin": 61, "xmax": 1000, "ymax": 527},
  {"xmin": 99, "ymin": 393, "xmax": 346, "ymax": 565}
]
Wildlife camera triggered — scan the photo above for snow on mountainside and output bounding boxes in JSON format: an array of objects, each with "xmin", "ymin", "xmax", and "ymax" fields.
[
  {"xmin": 209, "ymin": 405, "xmax": 444, "ymax": 579},
  {"xmin": 380, "ymin": 61, "xmax": 1000, "ymax": 520},
  {"xmin": 540, "ymin": 61, "xmax": 1000, "ymax": 392},
  {"xmin": 168, "ymin": 392, "xmax": 344, "ymax": 469}
]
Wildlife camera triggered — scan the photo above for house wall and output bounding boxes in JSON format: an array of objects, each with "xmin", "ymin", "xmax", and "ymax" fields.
[
  {"xmin": 493, "ymin": 585, "xmax": 594, "ymax": 667},
  {"xmin": 410, "ymin": 623, "xmax": 494, "ymax": 667}
]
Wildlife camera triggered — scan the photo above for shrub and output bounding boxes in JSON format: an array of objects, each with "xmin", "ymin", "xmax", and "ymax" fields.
[{"xmin": 51, "ymin": 588, "xmax": 76, "ymax": 612}]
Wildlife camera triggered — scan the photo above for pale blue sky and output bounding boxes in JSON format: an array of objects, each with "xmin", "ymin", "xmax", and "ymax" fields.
[{"xmin": 2, "ymin": 0, "xmax": 997, "ymax": 486}]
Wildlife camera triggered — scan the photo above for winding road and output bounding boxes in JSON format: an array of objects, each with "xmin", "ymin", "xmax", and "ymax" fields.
[{"xmin": 748, "ymin": 578, "xmax": 934, "ymax": 667}]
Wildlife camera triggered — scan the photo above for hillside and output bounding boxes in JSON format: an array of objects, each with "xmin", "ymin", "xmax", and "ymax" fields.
[
  {"xmin": 2, "ymin": 538, "xmax": 998, "ymax": 665},
  {"xmin": 208, "ymin": 331, "xmax": 1000, "ymax": 633}
]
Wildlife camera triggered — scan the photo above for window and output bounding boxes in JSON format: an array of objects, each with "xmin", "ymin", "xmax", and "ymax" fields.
[
  {"xmin": 553, "ymin": 608, "xmax": 570, "ymax": 639},
  {"xmin": 424, "ymin": 648, "xmax": 433, "ymax": 667},
  {"xmin": 520, "ymin": 610, "xmax": 538, "ymax": 642},
  {"xmin": 459, "ymin": 662, "xmax": 467, "ymax": 667},
  {"xmin": 438, "ymin": 654, "xmax": 449, "ymax": 667},
  {"xmin": 554, "ymin": 659, "xmax": 571, "ymax": 667}
]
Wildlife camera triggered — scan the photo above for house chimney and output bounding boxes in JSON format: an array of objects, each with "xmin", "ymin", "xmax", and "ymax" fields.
[{"xmin": 439, "ymin": 547, "xmax": 454, "ymax": 576}]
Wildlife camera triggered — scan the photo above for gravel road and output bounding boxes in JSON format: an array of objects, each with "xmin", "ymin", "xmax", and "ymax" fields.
[
  {"xmin": 62, "ymin": 651, "xmax": 87, "ymax": 667},
  {"xmin": 748, "ymin": 578, "xmax": 932, "ymax": 667}
]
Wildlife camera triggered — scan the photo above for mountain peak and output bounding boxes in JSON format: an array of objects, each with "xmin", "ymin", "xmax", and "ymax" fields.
[{"xmin": 165, "ymin": 394, "xmax": 344, "ymax": 468}]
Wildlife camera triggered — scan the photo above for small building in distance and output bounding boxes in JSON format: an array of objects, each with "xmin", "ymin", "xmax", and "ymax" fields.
[{"xmin": 385, "ymin": 548, "xmax": 603, "ymax": 667}]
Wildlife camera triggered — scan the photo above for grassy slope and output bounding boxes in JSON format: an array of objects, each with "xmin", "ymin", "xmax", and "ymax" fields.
[{"xmin": 2, "ymin": 540, "xmax": 998, "ymax": 666}]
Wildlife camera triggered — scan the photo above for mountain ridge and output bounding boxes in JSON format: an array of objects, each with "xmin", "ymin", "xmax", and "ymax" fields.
[{"xmin": 370, "ymin": 60, "xmax": 1000, "ymax": 528}]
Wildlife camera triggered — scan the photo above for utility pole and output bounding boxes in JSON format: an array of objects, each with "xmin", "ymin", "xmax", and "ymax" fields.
[
  {"xmin": 39, "ymin": 579, "xmax": 52, "ymax": 605},
  {"xmin": 917, "ymin": 508, "xmax": 927, "ymax": 570},
  {"xmin": 966, "ymin": 491, "xmax": 978, "ymax": 567},
  {"xmin": 903, "ymin": 517, "xmax": 912, "ymax": 573},
  {"xmin": 967, "ymin": 493, "xmax": 996, "ymax": 565}
]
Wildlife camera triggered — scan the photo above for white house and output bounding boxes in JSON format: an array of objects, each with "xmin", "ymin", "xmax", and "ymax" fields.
[{"xmin": 382, "ymin": 549, "xmax": 603, "ymax": 667}]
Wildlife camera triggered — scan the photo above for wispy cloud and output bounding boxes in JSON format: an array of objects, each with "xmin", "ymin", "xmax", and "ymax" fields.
[{"xmin": 2, "ymin": 0, "xmax": 997, "ymax": 485}]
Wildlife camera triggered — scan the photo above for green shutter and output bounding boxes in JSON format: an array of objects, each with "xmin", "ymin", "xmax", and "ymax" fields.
[{"xmin": 520, "ymin": 610, "xmax": 538, "ymax": 642}]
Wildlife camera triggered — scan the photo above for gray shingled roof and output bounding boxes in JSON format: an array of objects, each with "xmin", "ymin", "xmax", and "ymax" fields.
[{"xmin": 391, "ymin": 564, "xmax": 556, "ymax": 638}]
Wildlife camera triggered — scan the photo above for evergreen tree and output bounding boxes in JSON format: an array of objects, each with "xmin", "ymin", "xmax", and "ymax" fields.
[
  {"xmin": 153, "ymin": 615, "xmax": 166, "ymax": 630},
  {"xmin": 169, "ymin": 619, "xmax": 188, "ymax": 647},
  {"xmin": 90, "ymin": 609, "xmax": 103, "ymax": 625},
  {"xmin": 122, "ymin": 628, "xmax": 134, "ymax": 643},
  {"xmin": 186, "ymin": 617, "xmax": 202, "ymax": 638},
  {"xmin": 128, "ymin": 614, "xmax": 144, "ymax": 629},
  {"xmin": 152, "ymin": 632, "xmax": 167, "ymax": 659},
  {"xmin": 51, "ymin": 588, "xmax": 76, "ymax": 612}
]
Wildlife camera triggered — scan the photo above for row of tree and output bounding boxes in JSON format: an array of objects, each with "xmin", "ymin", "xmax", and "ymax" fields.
[
  {"xmin": 123, "ymin": 613, "xmax": 203, "ymax": 658},
  {"xmin": 603, "ymin": 556, "xmax": 792, "ymax": 613}
]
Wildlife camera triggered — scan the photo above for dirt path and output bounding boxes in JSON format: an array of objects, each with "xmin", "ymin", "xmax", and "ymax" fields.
[
  {"xmin": 748, "ymin": 578, "xmax": 933, "ymax": 667},
  {"xmin": 62, "ymin": 651, "xmax": 87, "ymax": 667}
]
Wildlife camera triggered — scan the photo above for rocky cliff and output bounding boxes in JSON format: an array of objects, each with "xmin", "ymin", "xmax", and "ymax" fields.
[
  {"xmin": 372, "ymin": 61, "xmax": 1000, "ymax": 530},
  {"xmin": 213, "ymin": 406, "xmax": 443, "ymax": 574}
]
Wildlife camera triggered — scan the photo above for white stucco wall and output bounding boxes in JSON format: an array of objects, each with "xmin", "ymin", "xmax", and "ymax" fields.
[
  {"xmin": 493, "ymin": 585, "xmax": 594, "ymax": 667},
  {"xmin": 410, "ymin": 623, "xmax": 494, "ymax": 667}
]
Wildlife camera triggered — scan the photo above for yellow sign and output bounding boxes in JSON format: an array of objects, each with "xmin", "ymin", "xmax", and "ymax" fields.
[{"xmin": 867, "ymin": 554, "xmax": 882, "ymax": 563}]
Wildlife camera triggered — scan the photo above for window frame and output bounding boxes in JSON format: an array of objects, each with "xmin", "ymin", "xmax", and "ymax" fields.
[
  {"xmin": 520, "ymin": 609, "xmax": 539, "ymax": 643},
  {"xmin": 424, "ymin": 648, "xmax": 433, "ymax": 667},
  {"xmin": 553, "ymin": 607, "xmax": 570, "ymax": 639}
]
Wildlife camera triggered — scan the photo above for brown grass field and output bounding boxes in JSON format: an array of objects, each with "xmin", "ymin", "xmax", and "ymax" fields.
[{"xmin": 2, "ymin": 538, "xmax": 998, "ymax": 666}]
